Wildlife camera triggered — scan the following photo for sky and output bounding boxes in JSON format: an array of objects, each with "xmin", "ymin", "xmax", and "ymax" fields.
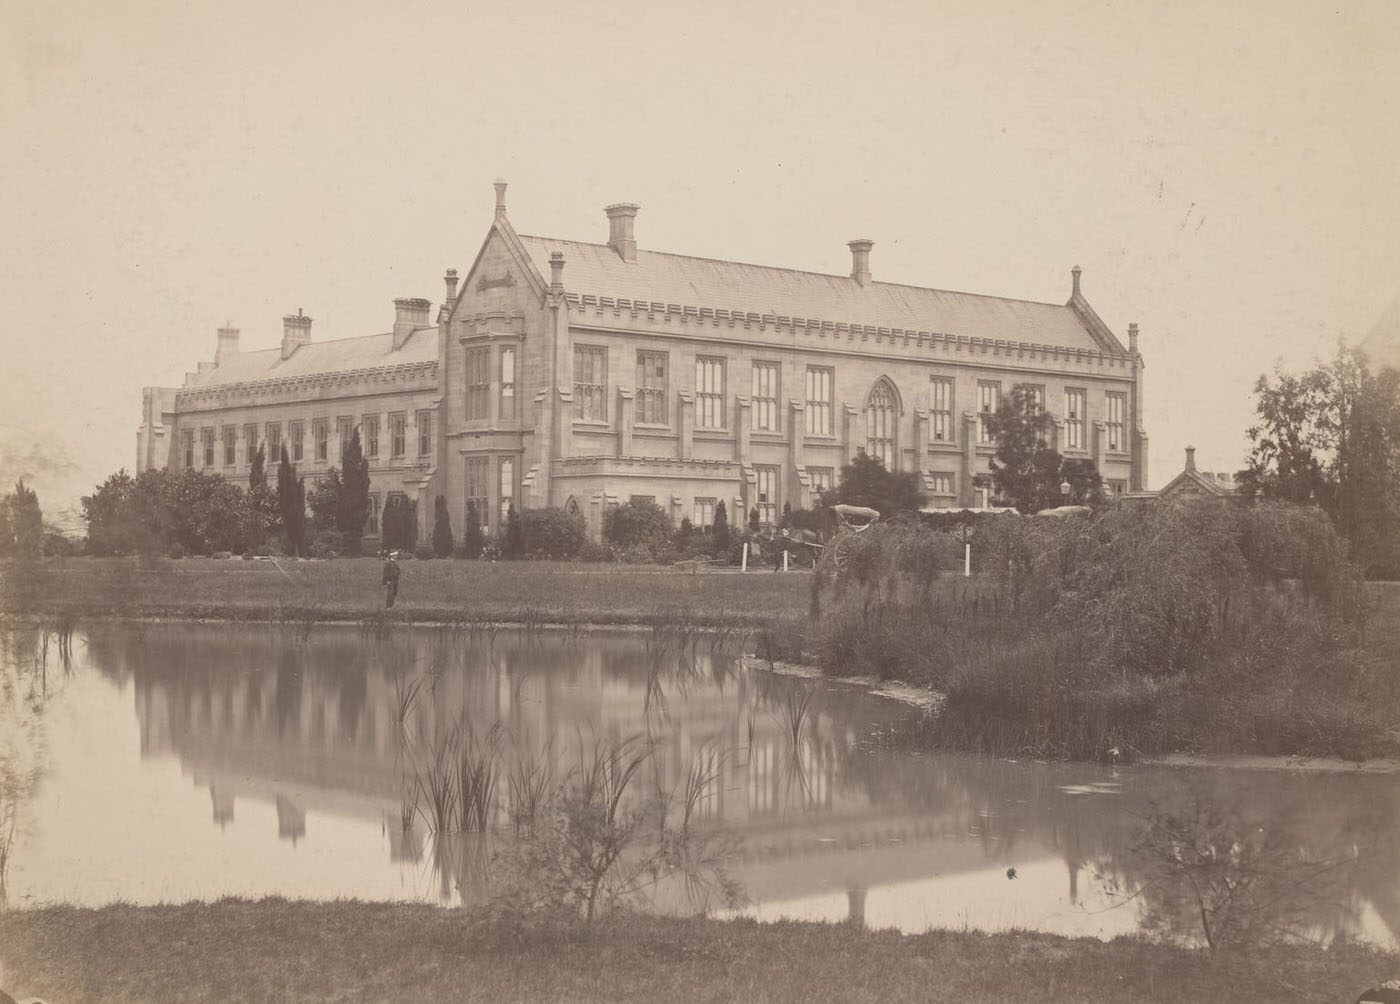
[{"xmin": 3, "ymin": 0, "xmax": 1399, "ymax": 527}]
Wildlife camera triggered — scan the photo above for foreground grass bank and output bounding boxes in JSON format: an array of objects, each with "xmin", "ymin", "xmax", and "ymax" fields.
[
  {"xmin": 2, "ymin": 901, "xmax": 1395, "ymax": 1003},
  {"xmin": 0, "ymin": 556, "xmax": 810, "ymax": 627}
]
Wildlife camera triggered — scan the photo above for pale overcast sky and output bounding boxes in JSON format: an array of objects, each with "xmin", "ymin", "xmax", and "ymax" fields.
[{"xmin": 3, "ymin": 0, "xmax": 1398, "ymax": 524}]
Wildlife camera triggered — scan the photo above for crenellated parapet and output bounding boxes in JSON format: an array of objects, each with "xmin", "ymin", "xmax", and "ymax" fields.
[
  {"xmin": 563, "ymin": 293, "xmax": 1135, "ymax": 375},
  {"xmin": 174, "ymin": 360, "xmax": 437, "ymax": 412}
]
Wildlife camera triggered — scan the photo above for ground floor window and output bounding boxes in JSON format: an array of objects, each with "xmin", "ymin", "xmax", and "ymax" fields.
[
  {"xmin": 498, "ymin": 456, "xmax": 515, "ymax": 524},
  {"xmin": 754, "ymin": 465, "xmax": 779, "ymax": 525},
  {"xmin": 465, "ymin": 457, "xmax": 489, "ymax": 529},
  {"xmin": 693, "ymin": 498, "xmax": 715, "ymax": 530},
  {"xmin": 928, "ymin": 472, "xmax": 955, "ymax": 496},
  {"xmin": 366, "ymin": 493, "xmax": 380, "ymax": 534}
]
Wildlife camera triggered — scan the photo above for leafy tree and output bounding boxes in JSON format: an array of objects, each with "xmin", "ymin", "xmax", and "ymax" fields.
[
  {"xmin": 983, "ymin": 385, "xmax": 1103, "ymax": 512},
  {"xmin": 307, "ymin": 468, "xmax": 341, "ymax": 531},
  {"xmin": 432, "ymin": 495, "xmax": 455, "ymax": 558},
  {"xmin": 712, "ymin": 500, "xmax": 730, "ymax": 552},
  {"xmin": 462, "ymin": 500, "xmax": 484, "ymax": 558},
  {"xmin": 3, "ymin": 481, "xmax": 43, "ymax": 562},
  {"xmin": 164, "ymin": 468, "xmax": 249, "ymax": 554},
  {"xmin": 780, "ymin": 501, "xmax": 792, "ymax": 528},
  {"xmin": 336, "ymin": 429, "xmax": 371, "ymax": 556},
  {"xmin": 826, "ymin": 452, "xmax": 928, "ymax": 518},
  {"xmin": 277, "ymin": 447, "xmax": 307, "ymax": 557},
  {"xmin": 748, "ymin": 507, "xmax": 760, "ymax": 533},
  {"xmin": 244, "ymin": 482, "xmax": 280, "ymax": 553},
  {"xmin": 505, "ymin": 503, "xmax": 525, "ymax": 560},
  {"xmin": 1242, "ymin": 345, "xmax": 1400, "ymax": 575},
  {"xmin": 82, "ymin": 470, "xmax": 167, "ymax": 555},
  {"xmin": 248, "ymin": 444, "xmax": 266, "ymax": 490}
]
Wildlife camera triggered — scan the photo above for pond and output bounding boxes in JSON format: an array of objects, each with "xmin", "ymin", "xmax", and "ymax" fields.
[{"xmin": 2, "ymin": 621, "xmax": 1397, "ymax": 950}]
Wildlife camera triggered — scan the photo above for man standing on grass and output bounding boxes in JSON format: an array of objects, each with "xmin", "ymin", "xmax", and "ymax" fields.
[{"xmin": 382, "ymin": 551, "xmax": 400, "ymax": 609}]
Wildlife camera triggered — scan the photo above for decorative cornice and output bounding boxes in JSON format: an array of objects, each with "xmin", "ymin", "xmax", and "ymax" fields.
[
  {"xmin": 563, "ymin": 292, "xmax": 1135, "ymax": 371},
  {"xmin": 556, "ymin": 455, "xmax": 741, "ymax": 476},
  {"xmin": 175, "ymin": 361, "xmax": 438, "ymax": 411}
]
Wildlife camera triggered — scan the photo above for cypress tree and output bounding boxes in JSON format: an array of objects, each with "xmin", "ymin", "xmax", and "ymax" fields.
[
  {"xmin": 277, "ymin": 447, "xmax": 306, "ymax": 556},
  {"xmin": 505, "ymin": 503, "xmax": 524, "ymax": 560},
  {"xmin": 432, "ymin": 495, "xmax": 454, "ymax": 558},
  {"xmin": 336, "ymin": 429, "xmax": 370, "ymax": 556},
  {"xmin": 712, "ymin": 500, "xmax": 730, "ymax": 551},
  {"xmin": 463, "ymin": 501, "xmax": 484, "ymax": 558}
]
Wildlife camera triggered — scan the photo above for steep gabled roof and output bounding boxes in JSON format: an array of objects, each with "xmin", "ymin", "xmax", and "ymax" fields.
[
  {"xmin": 516, "ymin": 235, "xmax": 1118, "ymax": 353},
  {"xmin": 185, "ymin": 327, "xmax": 437, "ymax": 389}
]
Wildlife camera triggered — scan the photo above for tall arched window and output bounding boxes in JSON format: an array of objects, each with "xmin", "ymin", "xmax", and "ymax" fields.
[{"xmin": 866, "ymin": 379, "xmax": 897, "ymax": 469}]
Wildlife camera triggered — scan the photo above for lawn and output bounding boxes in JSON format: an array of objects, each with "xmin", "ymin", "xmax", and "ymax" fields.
[
  {"xmin": 2, "ymin": 900, "xmax": 1395, "ymax": 1003},
  {"xmin": 1, "ymin": 555, "xmax": 812, "ymax": 627}
]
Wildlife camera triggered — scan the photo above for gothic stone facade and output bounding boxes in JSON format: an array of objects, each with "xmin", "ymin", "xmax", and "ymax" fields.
[{"xmin": 140, "ymin": 182, "xmax": 1149, "ymax": 543}]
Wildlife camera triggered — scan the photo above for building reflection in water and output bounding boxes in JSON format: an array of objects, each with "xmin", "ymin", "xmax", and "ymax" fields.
[{"xmin": 38, "ymin": 622, "xmax": 1396, "ymax": 946}]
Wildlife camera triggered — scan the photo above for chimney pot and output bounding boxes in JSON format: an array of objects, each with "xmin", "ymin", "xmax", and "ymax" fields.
[
  {"xmin": 392, "ymin": 297, "xmax": 432, "ymax": 349},
  {"xmin": 1071, "ymin": 265, "xmax": 1082, "ymax": 298},
  {"xmin": 1184, "ymin": 445, "xmax": 1197, "ymax": 472},
  {"xmin": 605, "ymin": 203, "xmax": 640, "ymax": 263},
  {"xmin": 281, "ymin": 309, "xmax": 313, "ymax": 360},
  {"xmin": 493, "ymin": 179, "xmax": 508, "ymax": 220},
  {"xmin": 549, "ymin": 251, "xmax": 565, "ymax": 289},
  {"xmin": 1128, "ymin": 322, "xmax": 1139, "ymax": 354},
  {"xmin": 848, "ymin": 239, "xmax": 874, "ymax": 286},
  {"xmin": 215, "ymin": 323, "xmax": 240, "ymax": 366},
  {"xmin": 444, "ymin": 268, "xmax": 459, "ymax": 303}
]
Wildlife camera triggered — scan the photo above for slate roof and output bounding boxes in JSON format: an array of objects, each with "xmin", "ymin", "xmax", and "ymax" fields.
[
  {"xmin": 517, "ymin": 235, "xmax": 1110, "ymax": 352},
  {"xmin": 186, "ymin": 327, "xmax": 437, "ymax": 388}
]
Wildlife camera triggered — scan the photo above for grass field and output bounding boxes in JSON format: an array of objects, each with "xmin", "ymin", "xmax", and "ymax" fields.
[
  {"xmin": 2, "ymin": 900, "xmax": 1395, "ymax": 1003},
  {"xmin": 1, "ymin": 555, "xmax": 811, "ymax": 626}
]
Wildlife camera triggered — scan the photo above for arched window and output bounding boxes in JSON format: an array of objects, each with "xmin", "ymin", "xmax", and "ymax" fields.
[
  {"xmin": 866, "ymin": 379, "xmax": 897, "ymax": 469},
  {"xmin": 565, "ymin": 496, "xmax": 581, "ymax": 518}
]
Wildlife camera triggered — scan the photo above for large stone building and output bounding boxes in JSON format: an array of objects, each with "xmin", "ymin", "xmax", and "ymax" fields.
[{"xmin": 139, "ymin": 182, "xmax": 1149, "ymax": 543}]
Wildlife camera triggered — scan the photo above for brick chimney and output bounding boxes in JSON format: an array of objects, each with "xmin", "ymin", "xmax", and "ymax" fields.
[
  {"xmin": 848, "ymin": 239, "xmax": 873, "ymax": 286},
  {"xmin": 281, "ymin": 308, "xmax": 312, "ymax": 360},
  {"xmin": 443, "ymin": 269, "xmax": 459, "ymax": 304},
  {"xmin": 1071, "ymin": 265, "xmax": 1082, "ymax": 298},
  {"xmin": 549, "ymin": 251, "xmax": 565, "ymax": 290},
  {"xmin": 1128, "ymin": 322, "xmax": 1139, "ymax": 354},
  {"xmin": 605, "ymin": 203, "xmax": 640, "ymax": 263},
  {"xmin": 1184, "ymin": 445, "xmax": 1197, "ymax": 473},
  {"xmin": 393, "ymin": 297, "xmax": 431, "ymax": 350},
  {"xmin": 215, "ymin": 323, "xmax": 239, "ymax": 366},
  {"xmin": 494, "ymin": 179, "xmax": 508, "ymax": 221}
]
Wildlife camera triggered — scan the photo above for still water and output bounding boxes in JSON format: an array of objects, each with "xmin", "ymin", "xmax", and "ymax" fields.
[{"xmin": 2, "ymin": 622, "xmax": 1397, "ymax": 948}]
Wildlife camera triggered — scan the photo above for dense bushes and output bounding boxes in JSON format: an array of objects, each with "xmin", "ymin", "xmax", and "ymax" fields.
[
  {"xmin": 521, "ymin": 507, "xmax": 587, "ymax": 560},
  {"xmin": 807, "ymin": 500, "xmax": 1392, "ymax": 761}
]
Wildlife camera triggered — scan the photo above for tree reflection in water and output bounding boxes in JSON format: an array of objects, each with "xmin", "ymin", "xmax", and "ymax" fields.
[{"xmin": 11, "ymin": 620, "xmax": 1388, "ymax": 947}]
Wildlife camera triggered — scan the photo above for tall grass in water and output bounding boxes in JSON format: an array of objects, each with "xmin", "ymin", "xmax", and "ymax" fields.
[
  {"xmin": 414, "ymin": 731, "xmax": 459, "ymax": 834},
  {"xmin": 559, "ymin": 735, "xmax": 654, "ymax": 921},
  {"xmin": 391, "ymin": 673, "xmax": 425, "ymax": 742},
  {"xmin": 507, "ymin": 739, "xmax": 557, "ymax": 838},
  {"xmin": 455, "ymin": 722, "xmax": 504, "ymax": 832}
]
